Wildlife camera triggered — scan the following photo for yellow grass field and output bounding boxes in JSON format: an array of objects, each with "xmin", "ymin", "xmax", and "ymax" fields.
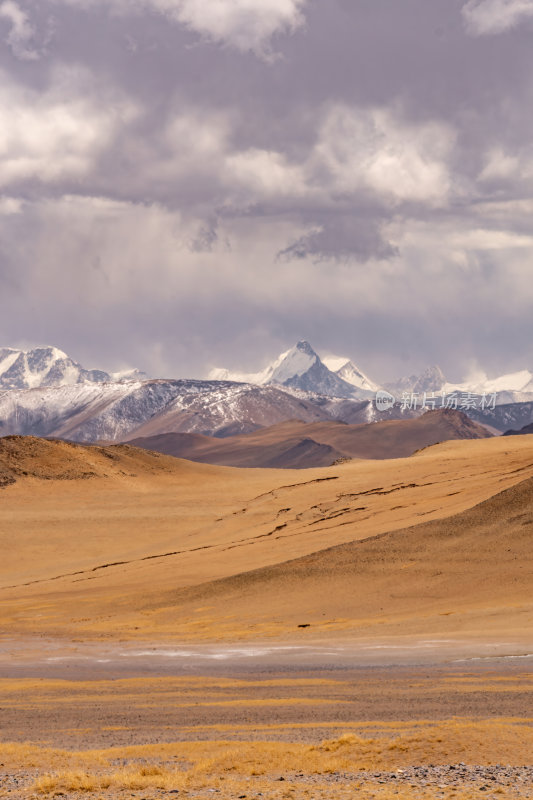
[{"xmin": 1, "ymin": 435, "xmax": 532, "ymax": 799}]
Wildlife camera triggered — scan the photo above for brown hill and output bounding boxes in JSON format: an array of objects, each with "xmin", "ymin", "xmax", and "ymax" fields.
[
  {"xmin": 127, "ymin": 429, "xmax": 345, "ymax": 469},
  {"xmin": 128, "ymin": 409, "xmax": 492, "ymax": 468},
  {"xmin": 0, "ymin": 434, "xmax": 218, "ymax": 487}
]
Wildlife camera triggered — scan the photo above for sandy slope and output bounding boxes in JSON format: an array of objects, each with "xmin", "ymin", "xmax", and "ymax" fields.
[
  {"xmin": 161, "ymin": 474, "xmax": 533, "ymax": 643},
  {"xmin": 0, "ymin": 434, "xmax": 532, "ymax": 645}
]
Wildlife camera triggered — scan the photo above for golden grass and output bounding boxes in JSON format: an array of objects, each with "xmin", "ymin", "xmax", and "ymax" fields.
[
  {"xmin": 7, "ymin": 719, "xmax": 529, "ymax": 782},
  {"xmin": 33, "ymin": 765, "xmax": 187, "ymax": 794},
  {"xmin": 19, "ymin": 721, "xmax": 532, "ymax": 799},
  {"xmin": 0, "ymin": 675, "xmax": 342, "ymax": 694}
]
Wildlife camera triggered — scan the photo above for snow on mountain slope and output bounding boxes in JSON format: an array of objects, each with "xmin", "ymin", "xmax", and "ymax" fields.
[
  {"xmin": 208, "ymin": 347, "xmax": 298, "ymax": 386},
  {"xmin": 0, "ymin": 346, "xmax": 147, "ymax": 390},
  {"xmin": 110, "ymin": 368, "xmax": 149, "ymax": 382},
  {"xmin": 269, "ymin": 341, "xmax": 318, "ymax": 383},
  {"xmin": 322, "ymin": 356, "xmax": 380, "ymax": 394},
  {"xmin": 0, "ymin": 381, "xmax": 140, "ymax": 439},
  {"xmin": 208, "ymin": 346, "xmax": 299, "ymax": 386},
  {"xmin": 0, "ymin": 346, "xmax": 111, "ymax": 390},
  {"xmin": 444, "ymin": 369, "xmax": 533, "ymax": 396},
  {"xmin": 0, "ymin": 379, "xmax": 332, "ymax": 442},
  {"xmin": 123, "ymin": 382, "xmax": 332, "ymax": 440}
]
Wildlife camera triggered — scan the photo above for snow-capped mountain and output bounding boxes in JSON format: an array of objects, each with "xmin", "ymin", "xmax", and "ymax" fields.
[
  {"xmin": 209, "ymin": 341, "xmax": 371, "ymax": 398},
  {"xmin": 0, "ymin": 379, "xmax": 331, "ymax": 442},
  {"xmin": 273, "ymin": 341, "xmax": 358, "ymax": 397},
  {"xmin": 0, "ymin": 346, "xmax": 146, "ymax": 390}
]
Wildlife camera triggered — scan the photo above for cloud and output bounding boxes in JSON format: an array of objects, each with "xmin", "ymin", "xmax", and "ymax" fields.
[
  {"xmin": 0, "ymin": 65, "xmax": 137, "ymax": 189},
  {"xmin": 0, "ymin": 0, "xmax": 39, "ymax": 60},
  {"xmin": 52, "ymin": 0, "xmax": 307, "ymax": 56},
  {"xmin": 271, "ymin": 105, "xmax": 455, "ymax": 262},
  {"xmin": 310, "ymin": 105, "xmax": 455, "ymax": 206},
  {"xmin": 4, "ymin": 192, "xmax": 533, "ymax": 383},
  {"xmin": 462, "ymin": 0, "xmax": 533, "ymax": 35},
  {"xmin": 78, "ymin": 96, "xmax": 453, "ymax": 266},
  {"xmin": 0, "ymin": 194, "xmax": 22, "ymax": 214},
  {"xmin": 170, "ymin": 0, "xmax": 306, "ymax": 56},
  {"xmin": 226, "ymin": 147, "xmax": 306, "ymax": 197}
]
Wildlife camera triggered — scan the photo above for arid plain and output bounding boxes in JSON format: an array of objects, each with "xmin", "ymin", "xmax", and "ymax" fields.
[{"xmin": 1, "ymin": 433, "xmax": 533, "ymax": 799}]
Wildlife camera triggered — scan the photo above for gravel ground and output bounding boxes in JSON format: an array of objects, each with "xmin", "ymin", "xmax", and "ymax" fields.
[{"xmin": 2, "ymin": 764, "xmax": 533, "ymax": 799}]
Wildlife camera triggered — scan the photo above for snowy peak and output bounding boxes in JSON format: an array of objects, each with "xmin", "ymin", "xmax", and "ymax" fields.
[
  {"xmin": 0, "ymin": 346, "xmax": 146, "ymax": 391},
  {"xmin": 269, "ymin": 341, "xmax": 319, "ymax": 384},
  {"xmin": 209, "ymin": 341, "xmax": 371, "ymax": 398},
  {"xmin": 266, "ymin": 343, "xmax": 379, "ymax": 397},
  {"xmin": 211, "ymin": 341, "xmax": 322, "ymax": 387},
  {"xmin": 0, "ymin": 346, "xmax": 110, "ymax": 390}
]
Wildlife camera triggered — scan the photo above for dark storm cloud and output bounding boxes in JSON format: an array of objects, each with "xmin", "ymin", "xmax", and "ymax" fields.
[
  {"xmin": 0, "ymin": 0, "xmax": 532, "ymax": 382},
  {"xmin": 277, "ymin": 213, "xmax": 399, "ymax": 264}
]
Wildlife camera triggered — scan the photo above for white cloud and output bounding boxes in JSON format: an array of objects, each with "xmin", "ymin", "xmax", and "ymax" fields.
[
  {"xmin": 52, "ymin": 0, "xmax": 307, "ymax": 55},
  {"xmin": 309, "ymin": 105, "xmax": 455, "ymax": 205},
  {"xmin": 478, "ymin": 147, "xmax": 521, "ymax": 181},
  {"xmin": 226, "ymin": 148, "xmax": 306, "ymax": 197},
  {"xmin": 462, "ymin": 0, "xmax": 533, "ymax": 35},
  {"xmin": 170, "ymin": 0, "xmax": 306, "ymax": 55},
  {"xmin": 163, "ymin": 109, "xmax": 231, "ymax": 169},
  {"xmin": 0, "ymin": 0, "xmax": 39, "ymax": 60},
  {"xmin": 477, "ymin": 145, "xmax": 533, "ymax": 189},
  {"xmin": 0, "ymin": 195, "xmax": 23, "ymax": 214},
  {"xmin": 0, "ymin": 66, "xmax": 137, "ymax": 188},
  {"xmin": 134, "ymin": 102, "xmax": 455, "ymax": 213}
]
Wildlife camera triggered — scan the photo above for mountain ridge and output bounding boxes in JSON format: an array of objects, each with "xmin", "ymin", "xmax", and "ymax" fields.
[{"xmin": 128, "ymin": 409, "xmax": 492, "ymax": 468}]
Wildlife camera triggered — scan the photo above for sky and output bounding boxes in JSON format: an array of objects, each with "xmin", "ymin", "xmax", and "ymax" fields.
[{"xmin": 0, "ymin": 0, "xmax": 533, "ymax": 383}]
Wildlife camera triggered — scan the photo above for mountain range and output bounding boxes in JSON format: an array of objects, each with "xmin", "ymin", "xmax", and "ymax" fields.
[
  {"xmin": 211, "ymin": 341, "xmax": 533, "ymax": 404},
  {"xmin": 0, "ymin": 342, "xmax": 532, "ymax": 443}
]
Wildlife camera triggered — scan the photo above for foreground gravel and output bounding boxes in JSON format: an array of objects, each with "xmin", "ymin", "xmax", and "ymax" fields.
[{"xmin": 1, "ymin": 764, "xmax": 533, "ymax": 799}]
